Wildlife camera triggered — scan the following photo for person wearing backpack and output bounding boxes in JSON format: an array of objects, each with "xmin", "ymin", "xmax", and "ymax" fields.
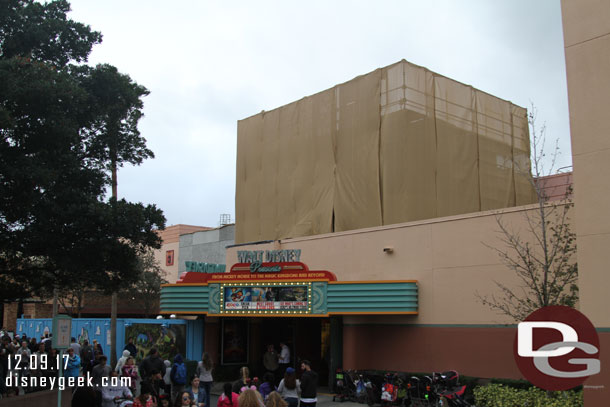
[
  {"xmin": 80, "ymin": 340, "xmax": 94, "ymax": 373},
  {"xmin": 170, "ymin": 354, "xmax": 187, "ymax": 401}
]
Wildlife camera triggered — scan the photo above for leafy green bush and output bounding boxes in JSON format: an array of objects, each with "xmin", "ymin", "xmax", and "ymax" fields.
[
  {"xmin": 473, "ymin": 384, "xmax": 583, "ymax": 407},
  {"xmin": 489, "ymin": 377, "xmax": 533, "ymax": 390}
]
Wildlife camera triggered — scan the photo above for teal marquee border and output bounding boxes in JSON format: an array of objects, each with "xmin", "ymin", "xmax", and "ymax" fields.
[{"xmin": 161, "ymin": 281, "xmax": 418, "ymax": 316}]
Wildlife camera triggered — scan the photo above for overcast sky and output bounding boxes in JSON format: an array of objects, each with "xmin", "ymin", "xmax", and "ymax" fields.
[{"xmin": 67, "ymin": 0, "xmax": 571, "ymax": 228}]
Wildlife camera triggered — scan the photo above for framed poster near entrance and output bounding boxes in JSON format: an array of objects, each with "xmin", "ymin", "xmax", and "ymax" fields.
[{"xmin": 221, "ymin": 319, "xmax": 249, "ymax": 365}]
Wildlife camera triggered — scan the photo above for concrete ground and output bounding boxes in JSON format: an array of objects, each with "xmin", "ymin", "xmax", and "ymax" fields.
[
  {"xmin": 209, "ymin": 383, "xmax": 363, "ymax": 407},
  {"xmin": 0, "ymin": 382, "xmax": 361, "ymax": 407}
]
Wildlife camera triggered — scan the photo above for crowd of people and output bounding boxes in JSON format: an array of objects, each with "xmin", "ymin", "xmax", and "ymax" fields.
[
  {"xmin": 223, "ymin": 359, "xmax": 318, "ymax": 407},
  {"xmin": 0, "ymin": 333, "xmax": 198, "ymax": 406},
  {"xmin": 1, "ymin": 334, "xmax": 318, "ymax": 407}
]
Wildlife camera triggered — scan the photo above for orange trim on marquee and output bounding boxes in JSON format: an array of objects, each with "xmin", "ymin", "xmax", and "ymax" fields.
[
  {"xmin": 160, "ymin": 310, "xmax": 419, "ymax": 317},
  {"xmin": 327, "ymin": 280, "xmax": 418, "ymax": 284}
]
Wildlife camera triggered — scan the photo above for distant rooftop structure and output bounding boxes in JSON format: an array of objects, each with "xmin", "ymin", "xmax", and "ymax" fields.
[{"xmin": 219, "ymin": 214, "xmax": 232, "ymax": 226}]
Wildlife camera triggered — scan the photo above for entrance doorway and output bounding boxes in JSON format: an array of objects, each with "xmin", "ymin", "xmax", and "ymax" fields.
[{"xmin": 232, "ymin": 317, "xmax": 330, "ymax": 384}]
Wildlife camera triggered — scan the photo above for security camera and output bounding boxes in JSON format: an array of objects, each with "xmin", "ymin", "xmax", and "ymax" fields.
[{"xmin": 383, "ymin": 247, "xmax": 394, "ymax": 253}]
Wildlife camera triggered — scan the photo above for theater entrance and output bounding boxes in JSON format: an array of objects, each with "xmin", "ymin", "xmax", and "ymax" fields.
[{"xmin": 221, "ymin": 317, "xmax": 331, "ymax": 384}]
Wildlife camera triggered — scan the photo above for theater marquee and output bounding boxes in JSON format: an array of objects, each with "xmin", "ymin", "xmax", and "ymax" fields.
[
  {"xmin": 221, "ymin": 282, "xmax": 311, "ymax": 315},
  {"xmin": 161, "ymin": 256, "xmax": 419, "ymax": 317}
]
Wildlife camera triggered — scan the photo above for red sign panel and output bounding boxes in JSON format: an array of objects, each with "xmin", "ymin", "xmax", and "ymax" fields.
[
  {"xmin": 177, "ymin": 262, "xmax": 336, "ymax": 284},
  {"xmin": 166, "ymin": 250, "xmax": 174, "ymax": 266}
]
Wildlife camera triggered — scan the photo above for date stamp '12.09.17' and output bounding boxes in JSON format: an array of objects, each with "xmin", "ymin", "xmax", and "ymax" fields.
[{"xmin": 5, "ymin": 353, "xmax": 131, "ymax": 391}]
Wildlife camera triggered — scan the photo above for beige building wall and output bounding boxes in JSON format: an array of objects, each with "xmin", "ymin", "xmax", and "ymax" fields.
[
  {"xmin": 562, "ymin": 0, "xmax": 610, "ymax": 327},
  {"xmin": 227, "ymin": 204, "xmax": 568, "ymax": 325},
  {"xmin": 561, "ymin": 0, "xmax": 610, "ymax": 401},
  {"xmin": 155, "ymin": 224, "xmax": 211, "ymax": 284}
]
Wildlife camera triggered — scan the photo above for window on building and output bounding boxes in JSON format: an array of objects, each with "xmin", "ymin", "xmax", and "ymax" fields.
[{"xmin": 166, "ymin": 250, "xmax": 174, "ymax": 266}]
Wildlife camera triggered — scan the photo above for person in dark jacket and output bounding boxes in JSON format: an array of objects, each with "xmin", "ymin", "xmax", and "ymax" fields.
[
  {"xmin": 139, "ymin": 348, "xmax": 166, "ymax": 381},
  {"xmin": 124, "ymin": 337, "xmax": 138, "ymax": 357},
  {"xmin": 72, "ymin": 385, "xmax": 97, "ymax": 407},
  {"xmin": 80, "ymin": 340, "xmax": 94, "ymax": 373},
  {"xmin": 299, "ymin": 360, "xmax": 318, "ymax": 407},
  {"xmin": 28, "ymin": 337, "xmax": 38, "ymax": 353}
]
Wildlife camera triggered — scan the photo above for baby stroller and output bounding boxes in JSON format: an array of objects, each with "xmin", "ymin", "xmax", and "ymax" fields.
[
  {"xmin": 354, "ymin": 372, "xmax": 369, "ymax": 404},
  {"xmin": 380, "ymin": 373, "xmax": 398, "ymax": 406},
  {"xmin": 432, "ymin": 371, "xmax": 470, "ymax": 407},
  {"xmin": 364, "ymin": 372, "xmax": 384, "ymax": 406},
  {"xmin": 432, "ymin": 371, "xmax": 459, "ymax": 389},
  {"xmin": 406, "ymin": 376, "xmax": 436, "ymax": 407},
  {"xmin": 394, "ymin": 374, "xmax": 408, "ymax": 407},
  {"xmin": 333, "ymin": 368, "xmax": 352, "ymax": 402}
]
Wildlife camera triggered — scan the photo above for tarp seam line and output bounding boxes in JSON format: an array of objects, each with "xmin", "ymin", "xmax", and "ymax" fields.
[
  {"xmin": 425, "ymin": 69, "xmax": 438, "ymax": 216},
  {"xmin": 511, "ymin": 103, "xmax": 517, "ymax": 206},
  {"xmin": 474, "ymin": 86, "xmax": 482, "ymax": 211},
  {"xmin": 378, "ymin": 68, "xmax": 385, "ymax": 225}
]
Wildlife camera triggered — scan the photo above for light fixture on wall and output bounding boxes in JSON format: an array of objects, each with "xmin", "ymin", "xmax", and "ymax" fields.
[
  {"xmin": 156, "ymin": 315, "xmax": 163, "ymax": 320},
  {"xmin": 169, "ymin": 314, "xmax": 176, "ymax": 319},
  {"xmin": 383, "ymin": 247, "xmax": 394, "ymax": 254}
]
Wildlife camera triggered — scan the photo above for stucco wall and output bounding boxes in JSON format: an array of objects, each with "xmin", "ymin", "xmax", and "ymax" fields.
[
  {"xmin": 155, "ymin": 224, "xmax": 212, "ymax": 284},
  {"xmin": 179, "ymin": 225, "xmax": 235, "ymax": 280},
  {"xmin": 226, "ymin": 204, "xmax": 573, "ymax": 325},
  {"xmin": 561, "ymin": 0, "xmax": 610, "ymax": 402},
  {"xmin": 562, "ymin": 0, "xmax": 610, "ymax": 329},
  {"xmin": 154, "ymin": 241, "xmax": 179, "ymax": 283}
]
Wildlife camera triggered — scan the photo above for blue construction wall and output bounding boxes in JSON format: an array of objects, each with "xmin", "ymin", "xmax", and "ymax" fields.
[{"xmin": 16, "ymin": 318, "xmax": 204, "ymax": 362}]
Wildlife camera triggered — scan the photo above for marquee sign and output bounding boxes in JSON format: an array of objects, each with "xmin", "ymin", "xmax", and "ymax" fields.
[
  {"xmin": 177, "ymin": 260, "xmax": 337, "ymax": 284},
  {"xmin": 221, "ymin": 282, "xmax": 312, "ymax": 315},
  {"xmin": 185, "ymin": 261, "xmax": 226, "ymax": 273},
  {"xmin": 237, "ymin": 249, "xmax": 302, "ymax": 263},
  {"xmin": 163, "ymin": 257, "xmax": 419, "ymax": 316}
]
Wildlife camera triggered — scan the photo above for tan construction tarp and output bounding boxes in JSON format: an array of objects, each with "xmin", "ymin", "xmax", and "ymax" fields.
[{"xmin": 235, "ymin": 60, "xmax": 536, "ymax": 244}]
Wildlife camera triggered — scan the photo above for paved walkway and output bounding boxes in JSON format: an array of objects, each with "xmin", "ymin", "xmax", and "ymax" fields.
[{"xmin": 209, "ymin": 384, "xmax": 363, "ymax": 407}]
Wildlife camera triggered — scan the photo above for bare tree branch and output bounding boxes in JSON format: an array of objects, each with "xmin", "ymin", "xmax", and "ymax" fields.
[{"xmin": 478, "ymin": 106, "xmax": 577, "ymax": 322}]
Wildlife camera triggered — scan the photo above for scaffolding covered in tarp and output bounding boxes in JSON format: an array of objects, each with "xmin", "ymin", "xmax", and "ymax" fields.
[{"xmin": 235, "ymin": 60, "xmax": 536, "ymax": 244}]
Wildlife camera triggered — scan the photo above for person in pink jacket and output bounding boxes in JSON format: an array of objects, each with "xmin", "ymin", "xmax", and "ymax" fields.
[{"xmin": 218, "ymin": 382, "xmax": 239, "ymax": 407}]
